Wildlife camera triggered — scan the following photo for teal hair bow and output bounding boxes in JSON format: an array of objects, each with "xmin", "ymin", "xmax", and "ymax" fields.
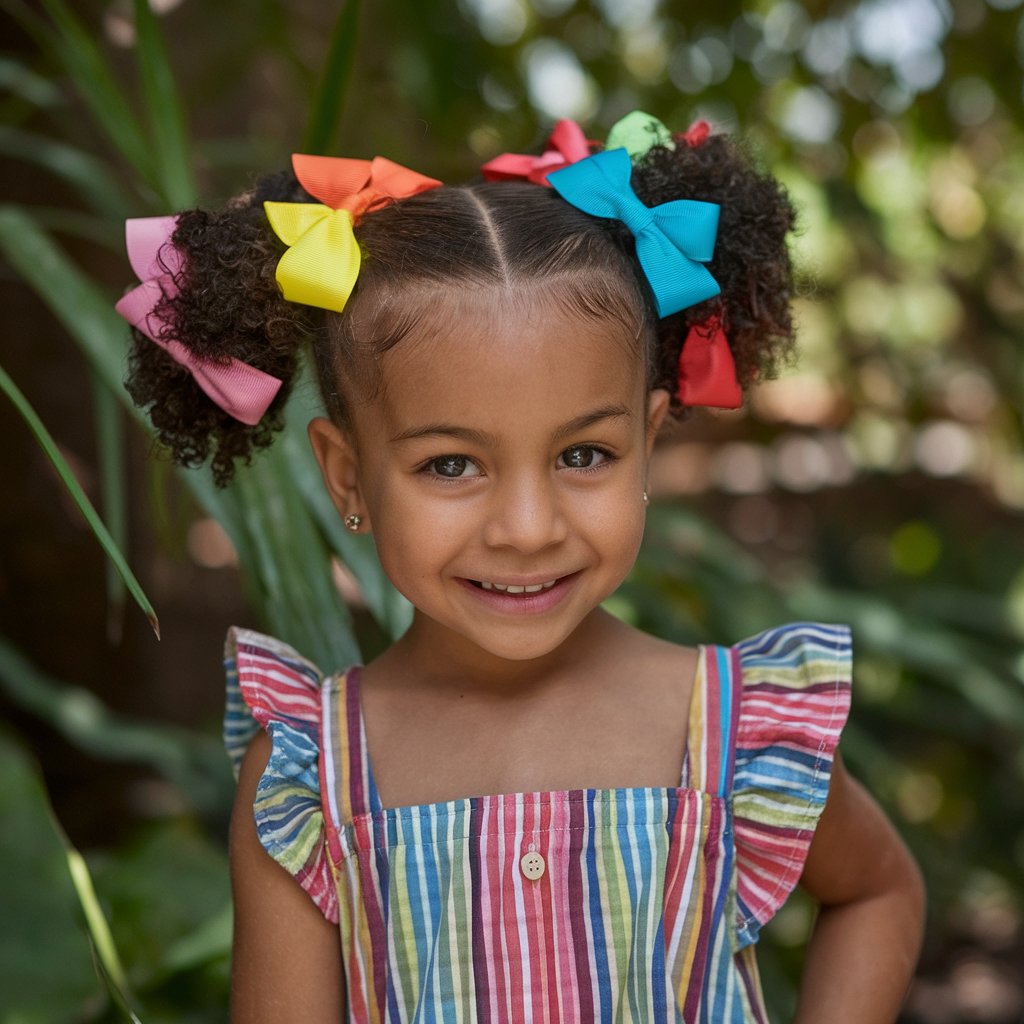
[{"xmin": 547, "ymin": 147, "xmax": 720, "ymax": 317}]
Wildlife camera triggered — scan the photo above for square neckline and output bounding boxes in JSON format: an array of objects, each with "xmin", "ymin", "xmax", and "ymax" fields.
[{"xmin": 333, "ymin": 642, "xmax": 720, "ymax": 820}]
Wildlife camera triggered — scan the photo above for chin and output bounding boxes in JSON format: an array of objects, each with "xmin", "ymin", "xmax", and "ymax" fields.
[{"xmin": 456, "ymin": 610, "xmax": 603, "ymax": 666}]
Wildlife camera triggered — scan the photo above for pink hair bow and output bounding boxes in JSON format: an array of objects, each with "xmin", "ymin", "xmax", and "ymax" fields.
[
  {"xmin": 676, "ymin": 314, "xmax": 742, "ymax": 409},
  {"xmin": 481, "ymin": 119, "xmax": 593, "ymax": 186},
  {"xmin": 114, "ymin": 216, "xmax": 282, "ymax": 426}
]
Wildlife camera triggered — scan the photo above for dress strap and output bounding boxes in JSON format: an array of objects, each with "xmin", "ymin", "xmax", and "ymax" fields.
[
  {"xmin": 321, "ymin": 666, "xmax": 381, "ymax": 828},
  {"xmin": 681, "ymin": 644, "xmax": 743, "ymax": 796}
]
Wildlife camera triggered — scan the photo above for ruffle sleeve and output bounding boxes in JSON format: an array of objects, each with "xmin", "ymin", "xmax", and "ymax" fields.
[
  {"xmin": 731, "ymin": 622, "xmax": 852, "ymax": 948},
  {"xmin": 224, "ymin": 627, "xmax": 339, "ymax": 924}
]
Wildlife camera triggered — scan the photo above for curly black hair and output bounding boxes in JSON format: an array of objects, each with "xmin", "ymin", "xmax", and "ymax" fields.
[
  {"xmin": 637, "ymin": 133, "xmax": 796, "ymax": 403},
  {"xmin": 122, "ymin": 126, "xmax": 796, "ymax": 485}
]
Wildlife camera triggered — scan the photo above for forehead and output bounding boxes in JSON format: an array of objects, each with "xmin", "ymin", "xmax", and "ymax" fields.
[{"xmin": 362, "ymin": 289, "xmax": 646, "ymax": 439}]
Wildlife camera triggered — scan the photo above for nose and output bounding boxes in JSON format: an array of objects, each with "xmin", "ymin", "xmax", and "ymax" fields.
[{"xmin": 481, "ymin": 470, "xmax": 568, "ymax": 553}]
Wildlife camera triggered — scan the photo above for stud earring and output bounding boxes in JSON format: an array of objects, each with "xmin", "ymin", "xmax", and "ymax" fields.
[
  {"xmin": 642, "ymin": 491, "xmax": 650, "ymax": 506},
  {"xmin": 344, "ymin": 514, "xmax": 362, "ymax": 532}
]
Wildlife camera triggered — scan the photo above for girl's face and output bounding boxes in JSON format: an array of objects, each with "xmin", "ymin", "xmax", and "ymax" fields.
[{"xmin": 311, "ymin": 292, "xmax": 669, "ymax": 669}]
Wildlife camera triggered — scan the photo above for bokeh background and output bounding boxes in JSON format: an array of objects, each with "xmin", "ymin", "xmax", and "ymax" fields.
[{"xmin": 2, "ymin": 0, "xmax": 1023, "ymax": 1021}]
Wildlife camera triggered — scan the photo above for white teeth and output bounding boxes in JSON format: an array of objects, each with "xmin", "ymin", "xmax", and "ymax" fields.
[{"xmin": 478, "ymin": 579, "xmax": 557, "ymax": 592}]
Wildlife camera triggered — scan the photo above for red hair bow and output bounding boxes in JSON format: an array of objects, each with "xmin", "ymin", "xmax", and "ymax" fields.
[
  {"xmin": 481, "ymin": 120, "xmax": 593, "ymax": 186},
  {"xmin": 682, "ymin": 120, "xmax": 710, "ymax": 147},
  {"xmin": 676, "ymin": 314, "xmax": 742, "ymax": 409}
]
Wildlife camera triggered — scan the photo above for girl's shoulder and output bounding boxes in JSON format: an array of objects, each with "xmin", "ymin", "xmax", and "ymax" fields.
[
  {"xmin": 724, "ymin": 621, "xmax": 853, "ymax": 947},
  {"xmin": 222, "ymin": 627, "xmax": 350, "ymax": 925},
  {"xmin": 223, "ymin": 627, "xmax": 333, "ymax": 776}
]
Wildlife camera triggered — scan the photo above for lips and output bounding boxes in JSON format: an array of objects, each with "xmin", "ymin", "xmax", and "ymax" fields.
[
  {"xmin": 460, "ymin": 572, "xmax": 580, "ymax": 612},
  {"xmin": 474, "ymin": 579, "xmax": 557, "ymax": 594}
]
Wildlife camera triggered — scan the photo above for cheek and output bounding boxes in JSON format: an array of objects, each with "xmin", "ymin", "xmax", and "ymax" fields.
[
  {"xmin": 574, "ymin": 485, "xmax": 646, "ymax": 554},
  {"xmin": 373, "ymin": 526, "xmax": 436, "ymax": 604},
  {"xmin": 369, "ymin": 490, "xmax": 468, "ymax": 587}
]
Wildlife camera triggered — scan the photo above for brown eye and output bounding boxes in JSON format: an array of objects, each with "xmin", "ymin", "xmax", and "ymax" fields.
[
  {"xmin": 560, "ymin": 446, "xmax": 600, "ymax": 469},
  {"xmin": 429, "ymin": 455, "xmax": 479, "ymax": 478}
]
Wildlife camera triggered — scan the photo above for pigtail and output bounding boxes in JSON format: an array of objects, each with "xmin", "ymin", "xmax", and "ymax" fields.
[
  {"xmin": 121, "ymin": 121, "xmax": 797, "ymax": 487},
  {"xmin": 629, "ymin": 130, "xmax": 798, "ymax": 410},
  {"xmin": 123, "ymin": 171, "xmax": 322, "ymax": 486}
]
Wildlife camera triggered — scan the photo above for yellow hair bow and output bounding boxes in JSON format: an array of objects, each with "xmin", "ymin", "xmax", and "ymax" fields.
[{"xmin": 265, "ymin": 154, "xmax": 442, "ymax": 312}]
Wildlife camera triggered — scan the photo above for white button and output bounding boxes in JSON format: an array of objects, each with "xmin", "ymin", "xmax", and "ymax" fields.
[{"xmin": 520, "ymin": 847, "xmax": 545, "ymax": 881}]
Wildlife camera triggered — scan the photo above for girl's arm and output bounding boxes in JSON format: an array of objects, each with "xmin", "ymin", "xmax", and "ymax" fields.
[
  {"xmin": 229, "ymin": 731, "xmax": 345, "ymax": 1024},
  {"xmin": 795, "ymin": 754, "xmax": 925, "ymax": 1024}
]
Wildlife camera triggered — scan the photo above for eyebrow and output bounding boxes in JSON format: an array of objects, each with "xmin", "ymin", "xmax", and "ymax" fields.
[{"xmin": 389, "ymin": 405, "xmax": 633, "ymax": 446}]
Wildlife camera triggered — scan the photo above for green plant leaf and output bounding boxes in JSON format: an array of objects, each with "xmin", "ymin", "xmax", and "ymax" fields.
[
  {"xmin": 278, "ymin": 379, "xmax": 411, "ymax": 641},
  {"xmin": 785, "ymin": 583, "xmax": 1024, "ymax": 729},
  {"xmin": 0, "ymin": 205, "xmax": 130, "ymax": 395},
  {"xmin": 66, "ymin": 848, "xmax": 139, "ymax": 1018},
  {"xmin": 0, "ymin": 55, "xmax": 62, "ymax": 106},
  {"xmin": 0, "ymin": 733, "xmax": 104, "ymax": 1023},
  {"xmin": 303, "ymin": 0, "xmax": 362, "ymax": 154},
  {"xmin": 131, "ymin": 0, "xmax": 196, "ymax": 207},
  {"xmin": 230, "ymin": 443, "xmax": 361, "ymax": 669},
  {"xmin": 88, "ymin": 822, "xmax": 231, "ymax": 985},
  {"xmin": 0, "ymin": 207, "xmax": 366, "ymax": 667},
  {"xmin": 7, "ymin": 206, "xmax": 123, "ymax": 247},
  {"xmin": 93, "ymin": 376, "xmax": 128, "ymax": 641},
  {"xmin": 0, "ymin": 637, "xmax": 231, "ymax": 816},
  {"xmin": 160, "ymin": 902, "xmax": 232, "ymax": 977},
  {"xmin": 0, "ymin": 364, "xmax": 159, "ymax": 637},
  {"xmin": 0, "ymin": 125, "xmax": 135, "ymax": 220},
  {"xmin": 11, "ymin": 0, "xmax": 155, "ymax": 183}
]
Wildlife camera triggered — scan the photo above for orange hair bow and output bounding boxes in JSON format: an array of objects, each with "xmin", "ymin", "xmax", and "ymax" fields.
[{"xmin": 264, "ymin": 154, "xmax": 442, "ymax": 312}]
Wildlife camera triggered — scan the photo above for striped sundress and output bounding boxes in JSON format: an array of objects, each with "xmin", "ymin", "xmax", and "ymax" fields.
[{"xmin": 225, "ymin": 621, "xmax": 852, "ymax": 1022}]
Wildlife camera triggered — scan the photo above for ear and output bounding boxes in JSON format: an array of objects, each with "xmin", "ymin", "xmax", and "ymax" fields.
[
  {"xmin": 307, "ymin": 417, "xmax": 370, "ymax": 530},
  {"xmin": 645, "ymin": 388, "xmax": 671, "ymax": 457}
]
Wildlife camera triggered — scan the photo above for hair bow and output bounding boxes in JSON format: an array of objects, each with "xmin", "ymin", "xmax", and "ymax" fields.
[
  {"xmin": 676, "ymin": 313, "xmax": 742, "ymax": 409},
  {"xmin": 605, "ymin": 110, "xmax": 675, "ymax": 160},
  {"xmin": 682, "ymin": 119, "xmax": 710, "ymax": 147},
  {"xmin": 114, "ymin": 216, "xmax": 283, "ymax": 425},
  {"xmin": 547, "ymin": 147, "xmax": 721, "ymax": 317},
  {"xmin": 264, "ymin": 154, "xmax": 441, "ymax": 313},
  {"xmin": 481, "ymin": 119, "xmax": 592, "ymax": 186}
]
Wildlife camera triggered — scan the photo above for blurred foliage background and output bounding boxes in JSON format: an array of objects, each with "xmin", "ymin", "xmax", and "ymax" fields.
[{"xmin": 2, "ymin": 0, "xmax": 1023, "ymax": 1021}]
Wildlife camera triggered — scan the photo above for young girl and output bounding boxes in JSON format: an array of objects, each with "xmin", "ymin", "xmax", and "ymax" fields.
[{"xmin": 117, "ymin": 113, "xmax": 924, "ymax": 1022}]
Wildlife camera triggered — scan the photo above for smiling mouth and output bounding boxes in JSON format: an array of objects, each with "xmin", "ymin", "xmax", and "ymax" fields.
[{"xmin": 470, "ymin": 579, "xmax": 559, "ymax": 594}]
